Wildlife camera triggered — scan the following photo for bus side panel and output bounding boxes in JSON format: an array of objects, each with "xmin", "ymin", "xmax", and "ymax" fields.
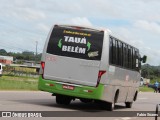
[
  {"xmin": 101, "ymin": 85, "xmax": 114, "ymax": 102},
  {"xmin": 116, "ymin": 86, "xmax": 128, "ymax": 102},
  {"xmin": 125, "ymin": 87, "xmax": 138, "ymax": 102},
  {"xmin": 101, "ymin": 85, "xmax": 129, "ymax": 103},
  {"xmin": 106, "ymin": 65, "xmax": 140, "ymax": 103}
]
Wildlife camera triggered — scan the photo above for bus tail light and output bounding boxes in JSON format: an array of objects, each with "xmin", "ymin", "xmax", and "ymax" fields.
[
  {"xmin": 96, "ymin": 70, "xmax": 106, "ymax": 87},
  {"xmin": 41, "ymin": 61, "xmax": 45, "ymax": 78},
  {"xmin": 74, "ymin": 26, "xmax": 82, "ymax": 30}
]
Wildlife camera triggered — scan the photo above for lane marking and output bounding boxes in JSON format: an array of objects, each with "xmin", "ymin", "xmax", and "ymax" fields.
[
  {"xmin": 138, "ymin": 98, "xmax": 148, "ymax": 100},
  {"xmin": 121, "ymin": 117, "xmax": 131, "ymax": 120}
]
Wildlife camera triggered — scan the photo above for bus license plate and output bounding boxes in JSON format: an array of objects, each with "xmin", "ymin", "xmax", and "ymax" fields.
[{"xmin": 62, "ymin": 85, "xmax": 74, "ymax": 90}]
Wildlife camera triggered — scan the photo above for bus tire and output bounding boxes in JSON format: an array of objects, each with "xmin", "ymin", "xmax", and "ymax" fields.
[
  {"xmin": 125, "ymin": 102, "xmax": 133, "ymax": 108},
  {"xmin": 99, "ymin": 101, "xmax": 114, "ymax": 111},
  {"xmin": 56, "ymin": 95, "xmax": 71, "ymax": 105},
  {"xmin": 107, "ymin": 90, "xmax": 119, "ymax": 111},
  {"xmin": 134, "ymin": 91, "xmax": 138, "ymax": 101},
  {"xmin": 106, "ymin": 102, "xmax": 114, "ymax": 111}
]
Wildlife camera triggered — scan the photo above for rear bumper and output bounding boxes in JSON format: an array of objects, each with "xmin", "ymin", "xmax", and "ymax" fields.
[{"xmin": 38, "ymin": 75, "xmax": 104, "ymax": 100}]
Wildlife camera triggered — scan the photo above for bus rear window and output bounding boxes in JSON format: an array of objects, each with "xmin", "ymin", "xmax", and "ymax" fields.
[{"xmin": 47, "ymin": 26, "xmax": 104, "ymax": 60}]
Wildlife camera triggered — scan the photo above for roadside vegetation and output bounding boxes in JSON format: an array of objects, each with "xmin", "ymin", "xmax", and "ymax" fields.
[
  {"xmin": 0, "ymin": 75, "xmax": 38, "ymax": 91},
  {"xmin": 140, "ymin": 64, "xmax": 160, "ymax": 92},
  {"xmin": 0, "ymin": 75, "xmax": 159, "ymax": 92},
  {"xmin": 0, "ymin": 63, "xmax": 159, "ymax": 91},
  {"xmin": 0, "ymin": 49, "xmax": 41, "ymax": 62},
  {"xmin": 139, "ymin": 86, "xmax": 154, "ymax": 92},
  {"xmin": 141, "ymin": 64, "xmax": 160, "ymax": 81}
]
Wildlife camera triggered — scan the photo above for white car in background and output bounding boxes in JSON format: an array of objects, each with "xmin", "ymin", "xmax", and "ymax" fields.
[{"xmin": 0, "ymin": 63, "xmax": 2, "ymax": 76}]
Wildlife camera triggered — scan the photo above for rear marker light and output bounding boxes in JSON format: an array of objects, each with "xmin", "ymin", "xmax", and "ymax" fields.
[
  {"xmin": 45, "ymin": 83, "xmax": 54, "ymax": 87},
  {"xmin": 49, "ymin": 84, "xmax": 54, "ymax": 87},
  {"xmin": 83, "ymin": 90, "xmax": 93, "ymax": 93}
]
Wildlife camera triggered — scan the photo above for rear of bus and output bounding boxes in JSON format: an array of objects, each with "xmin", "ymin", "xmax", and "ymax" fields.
[
  {"xmin": 38, "ymin": 25, "xmax": 106, "ymax": 103},
  {"xmin": 0, "ymin": 63, "xmax": 2, "ymax": 77}
]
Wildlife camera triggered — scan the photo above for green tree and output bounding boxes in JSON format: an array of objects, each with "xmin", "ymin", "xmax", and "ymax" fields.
[{"xmin": 0, "ymin": 49, "xmax": 7, "ymax": 55}]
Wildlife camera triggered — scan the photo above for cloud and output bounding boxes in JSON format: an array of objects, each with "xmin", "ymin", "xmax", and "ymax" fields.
[
  {"xmin": 23, "ymin": 8, "xmax": 46, "ymax": 21},
  {"xmin": 109, "ymin": 25, "xmax": 160, "ymax": 65},
  {"xmin": 0, "ymin": 0, "xmax": 160, "ymax": 65},
  {"xmin": 36, "ymin": 23, "xmax": 50, "ymax": 32},
  {"xmin": 0, "ymin": 0, "xmax": 46, "ymax": 21},
  {"xmin": 69, "ymin": 17, "xmax": 93, "ymax": 26},
  {"xmin": 142, "ymin": 47, "xmax": 160, "ymax": 65},
  {"xmin": 57, "ymin": 17, "xmax": 93, "ymax": 27},
  {"xmin": 134, "ymin": 20, "xmax": 160, "ymax": 34},
  {"xmin": 9, "ymin": 8, "xmax": 46, "ymax": 21}
]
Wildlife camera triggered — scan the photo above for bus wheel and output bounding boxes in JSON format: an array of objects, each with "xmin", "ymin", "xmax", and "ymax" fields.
[
  {"xmin": 56, "ymin": 95, "xmax": 71, "ymax": 105},
  {"xmin": 106, "ymin": 102, "xmax": 115, "ymax": 111},
  {"xmin": 106, "ymin": 90, "xmax": 119, "ymax": 111},
  {"xmin": 99, "ymin": 101, "xmax": 114, "ymax": 111},
  {"xmin": 125, "ymin": 102, "xmax": 133, "ymax": 108}
]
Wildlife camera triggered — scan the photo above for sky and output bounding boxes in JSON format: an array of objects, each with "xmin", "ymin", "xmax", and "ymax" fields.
[{"xmin": 0, "ymin": 0, "xmax": 160, "ymax": 65}]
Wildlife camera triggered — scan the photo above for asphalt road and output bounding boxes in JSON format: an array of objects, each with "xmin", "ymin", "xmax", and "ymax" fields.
[{"xmin": 0, "ymin": 91, "xmax": 159, "ymax": 120}]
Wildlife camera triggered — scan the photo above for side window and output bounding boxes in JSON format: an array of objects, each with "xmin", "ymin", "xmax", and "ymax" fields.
[
  {"xmin": 138, "ymin": 52, "xmax": 141, "ymax": 69},
  {"xmin": 137, "ymin": 50, "xmax": 141, "ymax": 70},
  {"xmin": 116, "ymin": 40, "xmax": 119, "ymax": 65},
  {"xmin": 109, "ymin": 36, "xmax": 139, "ymax": 71},
  {"xmin": 123, "ymin": 44, "xmax": 129, "ymax": 68},
  {"xmin": 135, "ymin": 49, "xmax": 139, "ymax": 71},
  {"xmin": 125, "ymin": 45, "xmax": 128, "ymax": 68},
  {"xmin": 132, "ymin": 48, "xmax": 136, "ymax": 69},
  {"xmin": 121, "ymin": 43, "xmax": 124, "ymax": 67},
  {"xmin": 123, "ymin": 44, "xmax": 126, "ymax": 68},
  {"xmin": 131, "ymin": 47, "xmax": 133, "ymax": 69},
  {"xmin": 128, "ymin": 46, "xmax": 132, "ymax": 69},
  {"xmin": 109, "ymin": 37, "xmax": 113, "ymax": 64},
  {"xmin": 118, "ymin": 41, "xmax": 123, "ymax": 66},
  {"xmin": 112, "ymin": 38, "xmax": 117, "ymax": 64}
]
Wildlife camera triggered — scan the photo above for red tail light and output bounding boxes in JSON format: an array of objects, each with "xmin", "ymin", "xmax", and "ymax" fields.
[
  {"xmin": 98, "ymin": 71, "xmax": 106, "ymax": 78},
  {"xmin": 41, "ymin": 62, "xmax": 45, "ymax": 70},
  {"xmin": 41, "ymin": 61, "xmax": 45, "ymax": 78},
  {"xmin": 96, "ymin": 70, "xmax": 106, "ymax": 87}
]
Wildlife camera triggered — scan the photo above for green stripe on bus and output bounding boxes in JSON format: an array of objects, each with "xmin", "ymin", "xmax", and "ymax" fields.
[{"xmin": 38, "ymin": 75, "xmax": 104, "ymax": 100}]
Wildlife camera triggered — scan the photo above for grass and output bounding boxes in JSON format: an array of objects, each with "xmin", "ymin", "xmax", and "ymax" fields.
[
  {"xmin": 139, "ymin": 78, "xmax": 160, "ymax": 92},
  {"xmin": 0, "ymin": 75, "xmax": 159, "ymax": 92},
  {"xmin": 150, "ymin": 79, "xmax": 160, "ymax": 84},
  {"xmin": 0, "ymin": 75, "xmax": 38, "ymax": 91},
  {"xmin": 139, "ymin": 86, "xmax": 154, "ymax": 92}
]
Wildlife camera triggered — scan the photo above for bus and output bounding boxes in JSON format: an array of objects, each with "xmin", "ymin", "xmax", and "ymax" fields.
[
  {"xmin": 0, "ymin": 63, "xmax": 2, "ymax": 76},
  {"xmin": 38, "ymin": 24, "xmax": 147, "ymax": 111}
]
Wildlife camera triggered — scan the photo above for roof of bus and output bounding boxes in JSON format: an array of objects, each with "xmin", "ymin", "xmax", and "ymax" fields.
[
  {"xmin": 54, "ymin": 24, "xmax": 112, "ymax": 32},
  {"xmin": 55, "ymin": 24, "xmax": 137, "ymax": 49}
]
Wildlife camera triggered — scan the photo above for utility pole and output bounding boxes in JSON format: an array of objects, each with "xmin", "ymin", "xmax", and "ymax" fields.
[
  {"xmin": 35, "ymin": 41, "xmax": 38, "ymax": 64},
  {"xmin": 147, "ymin": 64, "xmax": 149, "ymax": 78}
]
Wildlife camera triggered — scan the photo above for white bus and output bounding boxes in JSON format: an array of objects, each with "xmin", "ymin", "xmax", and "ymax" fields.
[{"xmin": 38, "ymin": 24, "xmax": 147, "ymax": 111}]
